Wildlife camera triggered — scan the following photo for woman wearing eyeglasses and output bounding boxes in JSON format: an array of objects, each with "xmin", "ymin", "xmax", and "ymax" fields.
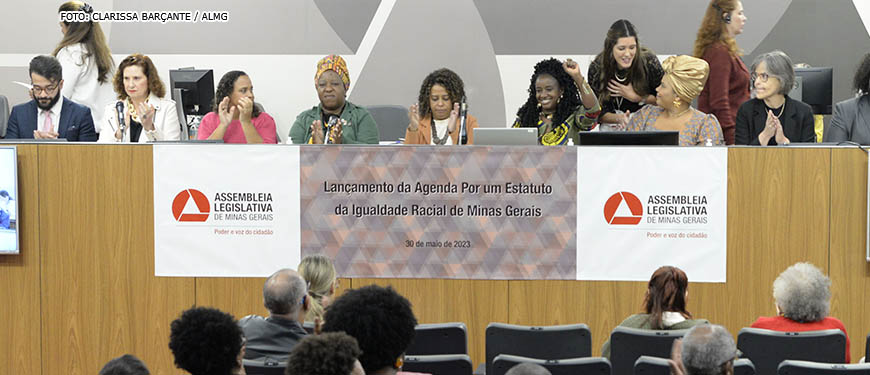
[{"xmin": 734, "ymin": 51, "xmax": 815, "ymax": 145}]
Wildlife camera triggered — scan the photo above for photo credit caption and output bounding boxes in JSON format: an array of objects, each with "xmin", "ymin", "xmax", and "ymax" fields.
[{"xmin": 60, "ymin": 10, "xmax": 229, "ymax": 23}]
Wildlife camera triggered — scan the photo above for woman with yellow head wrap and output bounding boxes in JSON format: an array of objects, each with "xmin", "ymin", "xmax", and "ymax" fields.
[
  {"xmin": 624, "ymin": 55, "xmax": 724, "ymax": 146},
  {"xmin": 289, "ymin": 54, "xmax": 380, "ymax": 144}
]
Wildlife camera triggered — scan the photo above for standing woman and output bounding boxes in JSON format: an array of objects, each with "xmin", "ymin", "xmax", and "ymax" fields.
[
  {"xmin": 587, "ymin": 19, "xmax": 664, "ymax": 128},
  {"xmin": 54, "ymin": 1, "xmax": 114, "ymax": 129},
  {"xmin": 694, "ymin": 0, "xmax": 749, "ymax": 145},
  {"xmin": 405, "ymin": 68, "xmax": 477, "ymax": 145}
]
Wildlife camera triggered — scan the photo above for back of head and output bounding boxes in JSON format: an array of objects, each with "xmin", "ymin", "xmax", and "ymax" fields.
[
  {"xmin": 168, "ymin": 306, "xmax": 243, "ymax": 375},
  {"xmin": 504, "ymin": 363, "xmax": 553, "ymax": 375},
  {"xmin": 643, "ymin": 266, "xmax": 691, "ymax": 329},
  {"xmin": 30, "ymin": 55, "xmax": 63, "ymax": 83},
  {"xmin": 321, "ymin": 285, "xmax": 418, "ymax": 374},
  {"xmin": 681, "ymin": 324, "xmax": 736, "ymax": 375},
  {"xmin": 99, "ymin": 354, "xmax": 150, "ymax": 375},
  {"xmin": 263, "ymin": 268, "xmax": 308, "ymax": 316},
  {"xmin": 285, "ymin": 332, "xmax": 362, "ymax": 375},
  {"xmin": 772, "ymin": 262, "xmax": 830, "ymax": 322},
  {"xmin": 54, "ymin": 1, "xmax": 113, "ymax": 83},
  {"xmin": 298, "ymin": 255, "xmax": 336, "ymax": 321}
]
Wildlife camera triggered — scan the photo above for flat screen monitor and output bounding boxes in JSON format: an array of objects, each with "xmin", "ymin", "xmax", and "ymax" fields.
[
  {"xmin": 793, "ymin": 67, "xmax": 833, "ymax": 115},
  {"xmin": 170, "ymin": 69, "xmax": 214, "ymax": 116},
  {"xmin": 0, "ymin": 146, "xmax": 19, "ymax": 254},
  {"xmin": 474, "ymin": 128, "xmax": 538, "ymax": 145},
  {"xmin": 578, "ymin": 131, "xmax": 679, "ymax": 146}
]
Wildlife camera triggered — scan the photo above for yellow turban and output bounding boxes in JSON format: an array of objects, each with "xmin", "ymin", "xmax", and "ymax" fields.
[
  {"xmin": 661, "ymin": 55, "xmax": 710, "ymax": 103},
  {"xmin": 315, "ymin": 54, "xmax": 350, "ymax": 90}
]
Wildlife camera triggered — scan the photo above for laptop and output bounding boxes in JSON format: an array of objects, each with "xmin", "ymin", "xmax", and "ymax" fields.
[
  {"xmin": 474, "ymin": 128, "xmax": 538, "ymax": 146},
  {"xmin": 578, "ymin": 131, "xmax": 679, "ymax": 146}
]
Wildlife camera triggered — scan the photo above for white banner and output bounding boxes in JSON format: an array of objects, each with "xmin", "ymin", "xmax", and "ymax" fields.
[
  {"xmin": 576, "ymin": 147, "xmax": 727, "ymax": 282},
  {"xmin": 153, "ymin": 145, "xmax": 301, "ymax": 277}
]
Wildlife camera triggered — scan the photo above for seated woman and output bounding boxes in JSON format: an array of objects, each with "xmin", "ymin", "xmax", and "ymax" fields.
[
  {"xmin": 98, "ymin": 54, "xmax": 180, "ymax": 142},
  {"xmin": 513, "ymin": 58, "xmax": 600, "ymax": 146},
  {"xmin": 735, "ymin": 51, "xmax": 815, "ymax": 145},
  {"xmin": 405, "ymin": 68, "xmax": 477, "ymax": 145},
  {"xmin": 298, "ymin": 254, "xmax": 338, "ymax": 323},
  {"xmin": 601, "ymin": 266, "xmax": 708, "ymax": 359},
  {"xmin": 625, "ymin": 55, "xmax": 724, "ymax": 146},
  {"xmin": 751, "ymin": 262, "xmax": 851, "ymax": 363},
  {"xmin": 587, "ymin": 19, "xmax": 664, "ymax": 129},
  {"xmin": 196, "ymin": 71, "xmax": 277, "ymax": 144},
  {"xmin": 824, "ymin": 52, "xmax": 870, "ymax": 144},
  {"xmin": 289, "ymin": 55, "xmax": 379, "ymax": 144}
]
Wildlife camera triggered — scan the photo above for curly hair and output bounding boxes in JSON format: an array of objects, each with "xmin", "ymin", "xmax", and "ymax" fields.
[
  {"xmin": 417, "ymin": 68, "xmax": 466, "ymax": 118},
  {"xmin": 854, "ymin": 52, "xmax": 870, "ymax": 95},
  {"xmin": 168, "ymin": 307, "xmax": 243, "ymax": 375},
  {"xmin": 643, "ymin": 266, "xmax": 692, "ymax": 329},
  {"xmin": 693, "ymin": 0, "xmax": 742, "ymax": 58},
  {"xmin": 211, "ymin": 70, "xmax": 261, "ymax": 118},
  {"xmin": 772, "ymin": 262, "xmax": 831, "ymax": 323},
  {"xmin": 285, "ymin": 332, "xmax": 361, "ymax": 375},
  {"xmin": 99, "ymin": 354, "xmax": 150, "ymax": 375},
  {"xmin": 515, "ymin": 58, "xmax": 582, "ymax": 128},
  {"xmin": 112, "ymin": 54, "xmax": 165, "ymax": 100},
  {"xmin": 54, "ymin": 1, "xmax": 114, "ymax": 83},
  {"xmin": 593, "ymin": 19, "xmax": 652, "ymax": 102},
  {"xmin": 322, "ymin": 285, "xmax": 417, "ymax": 374}
]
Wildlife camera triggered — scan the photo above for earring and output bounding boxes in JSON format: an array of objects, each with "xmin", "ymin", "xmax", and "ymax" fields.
[
  {"xmin": 536, "ymin": 102, "xmax": 542, "ymax": 110},
  {"xmin": 673, "ymin": 98, "xmax": 682, "ymax": 108},
  {"xmin": 395, "ymin": 357, "xmax": 404, "ymax": 369}
]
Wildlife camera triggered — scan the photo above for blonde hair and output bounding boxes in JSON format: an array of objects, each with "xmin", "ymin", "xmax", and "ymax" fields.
[{"xmin": 298, "ymin": 254, "xmax": 337, "ymax": 322}]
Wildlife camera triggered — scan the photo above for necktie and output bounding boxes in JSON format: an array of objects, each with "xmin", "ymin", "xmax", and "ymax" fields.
[{"xmin": 42, "ymin": 111, "xmax": 53, "ymax": 133}]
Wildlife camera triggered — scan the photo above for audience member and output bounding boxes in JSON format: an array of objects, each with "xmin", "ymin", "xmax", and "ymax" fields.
[
  {"xmin": 694, "ymin": 0, "xmax": 750, "ymax": 145},
  {"xmin": 285, "ymin": 332, "xmax": 365, "ymax": 375},
  {"xmin": 99, "ymin": 54, "xmax": 181, "ymax": 142},
  {"xmin": 735, "ymin": 51, "xmax": 815, "ymax": 145},
  {"xmin": 298, "ymin": 254, "xmax": 338, "ymax": 323},
  {"xmin": 624, "ymin": 55, "xmax": 724, "ymax": 145},
  {"xmin": 168, "ymin": 306, "xmax": 245, "ymax": 375},
  {"xmin": 98, "ymin": 354, "xmax": 150, "ymax": 375},
  {"xmin": 289, "ymin": 55, "xmax": 379, "ymax": 144},
  {"xmin": 54, "ymin": 0, "xmax": 114, "ymax": 129},
  {"xmin": 825, "ymin": 52, "xmax": 870, "ymax": 144},
  {"xmin": 6, "ymin": 55, "xmax": 97, "ymax": 141},
  {"xmin": 587, "ymin": 19, "xmax": 664, "ymax": 129},
  {"xmin": 512, "ymin": 58, "xmax": 600, "ymax": 145},
  {"xmin": 405, "ymin": 68, "xmax": 477, "ymax": 145},
  {"xmin": 197, "ymin": 70, "xmax": 278, "ymax": 143},
  {"xmin": 504, "ymin": 363, "xmax": 552, "ymax": 375},
  {"xmin": 601, "ymin": 265, "xmax": 709, "ymax": 358},
  {"xmin": 239, "ymin": 268, "xmax": 310, "ymax": 363},
  {"xmin": 668, "ymin": 324, "xmax": 737, "ymax": 375},
  {"xmin": 322, "ymin": 285, "xmax": 418, "ymax": 375},
  {"xmin": 751, "ymin": 262, "xmax": 851, "ymax": 362}
]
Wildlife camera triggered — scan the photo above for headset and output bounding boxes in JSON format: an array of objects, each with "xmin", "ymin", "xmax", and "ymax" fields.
[{"xmin": 712, "ymin": 3, "xmax": 732, "ymax": 24}]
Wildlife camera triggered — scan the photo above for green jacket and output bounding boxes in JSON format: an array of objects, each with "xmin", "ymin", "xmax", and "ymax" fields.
[
  {"xmin": 289, "ymin": 101, "xmax": 379, "ymax": 144},
  {"xmin": 600, "ymin": 313, "xmax": 709, "ymax": 359}
]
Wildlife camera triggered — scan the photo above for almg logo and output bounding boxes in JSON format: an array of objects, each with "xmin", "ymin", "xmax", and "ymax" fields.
[
  {"xmin": 172, "ymin": 189, "xmax": 210, "ymax": 222},
  {"xmin": 603, "ymin": 192, "xmax": 643, "ymax": 225}
]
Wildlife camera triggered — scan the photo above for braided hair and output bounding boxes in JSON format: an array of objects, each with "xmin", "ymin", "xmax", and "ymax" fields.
[{"xmin": 515, "ymin": 58, "xmax": 582, "ymax": 128}]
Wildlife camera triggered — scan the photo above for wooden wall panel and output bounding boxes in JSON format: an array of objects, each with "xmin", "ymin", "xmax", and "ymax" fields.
[
  {"xmin": 38, "ymin": 145, "xmax": 194, "ymax": 375},
  {"xmin": 0, "ymin": 145, "xmax": 41, "ymax": 375},
  {"xmin": 829, "ymin": 148, "xmax": 869, "ymax": 364},
  {"xmin": 352, "ymin": 278, "xmax": 508, "ymax": 367}
]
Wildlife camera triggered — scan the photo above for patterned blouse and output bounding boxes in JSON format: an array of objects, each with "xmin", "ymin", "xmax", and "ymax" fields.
[
  {"xmin": 587, "ymin": 50, "xmax": 665, "ymax": 117},
  {"xmin": 626, "ymin": 105, "xmax": 724, "ymax": 146},
  {"xmin": 512, "ymin": 102, "xmax": 601, "ymax": 146}
]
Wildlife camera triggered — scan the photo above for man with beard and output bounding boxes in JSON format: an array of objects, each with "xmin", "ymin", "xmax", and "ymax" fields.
[{"xmin": 6, "ymin": 55, "xmax": 97, "ymax": 141}]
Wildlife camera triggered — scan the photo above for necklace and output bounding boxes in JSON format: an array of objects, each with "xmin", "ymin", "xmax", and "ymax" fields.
[
  {"xmin": 430, "ymin": 116, "xmax": 451, "ymax": 145},
  {"xmin": 668, "ymin": 106, "xmax": 692, "ymax": 118},
  {"xmin": 770, "ymin": 99, "xmax": 786, "ymax": 119},
  {"xmin": 615, "ymin": 72, "xmax": 628, "ymax": 83}
]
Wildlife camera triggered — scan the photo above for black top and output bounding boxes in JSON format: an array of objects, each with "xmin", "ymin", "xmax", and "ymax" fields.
[
  {"xmin": 734, "ymin": 96, "xmax": 817, "ymax": 145},
  {"xmin": 587, "ymin": 50, "xmax": 664, "ymax": 116},
  {"xmin": 129, "ymin": 119, "xmax": 142, "ymax": 143}
]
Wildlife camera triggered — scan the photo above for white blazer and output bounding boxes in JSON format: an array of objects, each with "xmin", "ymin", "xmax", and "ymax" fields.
[
  {"xmin": 57, "ymin": 43, "xmax": 114, "ymax": 132},
  {"xmin": 98, "ymin": 93, "xmax": 182, "ymax": 143}
]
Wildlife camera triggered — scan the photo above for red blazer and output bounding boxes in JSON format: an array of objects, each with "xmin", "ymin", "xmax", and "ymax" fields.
[{"xmin": 698, "ymin": 42, "xmax": 750, "ymax": 145}]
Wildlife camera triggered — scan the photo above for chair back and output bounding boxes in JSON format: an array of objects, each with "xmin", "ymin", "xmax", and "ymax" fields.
[
  {"xmin": 366, "ymin": 105, "xmax": 408, "ymax": 142},
  {"xmin": 737, "ymin": 328, "xmax": 846, "ymax": 375},
  {"xmin": 485, "ymin": 322, "xmax": 592, "ymax": 375},
  {"xmin": 634, "ymin": 356, "xmax": 755, "ymax": 375},
  {"xmin": 403, "ymin": 354, "xmax": 473, "ymax": 375},
  {"xmin": 610, "ymin": 326, "xmax": 689, "ymax": 375},
  {"xmin": 0, "ymin": 95, "xmax": 9, "ymax": 137},
  {"xmin": 243, "ymin": 359, "xmax": 286, "ymax": 375},
  {"xmin": 491, "ymin": 354, "xmax": 610, "ymax": 375},
  {"xmin": 778, "ymin": 360, "xmax": 870, "ymax": 375},
  {"xmin": 406, "ymin": 322, "xmax": 468, "ymax": 355}
]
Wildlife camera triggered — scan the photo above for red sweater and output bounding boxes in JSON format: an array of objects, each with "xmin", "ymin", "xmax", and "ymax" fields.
[
  {"xmin": 750, "ymin": 315, "xmax": 851, "ymax": 363},
  {"xmin": 697, "ymin": 42, "xmax": 750, "ymax": 145}
]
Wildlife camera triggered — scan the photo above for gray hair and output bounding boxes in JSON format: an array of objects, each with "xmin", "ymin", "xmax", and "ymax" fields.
[
  {"xmin": 772, "ymin": 262, "xmax": 830, "ymax": 322},
  {"xmin": 751, "ymin": 50, "xmax": 796, "ymax": 95},
  {"xmin": 681, "ymin": 324, "xmax": 737, "ymax": 375},
  {"xmin": 505, "ymin": 363, "xmax": 552, "ymax": 375},
  {"xmin": 263, "ymin": 268, "xmax": 308, "ymax": 315}
]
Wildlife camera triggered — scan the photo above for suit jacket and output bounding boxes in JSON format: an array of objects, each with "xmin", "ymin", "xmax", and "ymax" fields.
[
  {"xmin": 98, "ymin": 93, "xmax": 182, "ymax": 142},
  {"xmin": 6, "ymin": 97, "xmax": 97, "ymax": 141},
  {"xmin": 697, "ymin": 42, "xmax": 751, "ymax": 145},
  {"xmin": 824, "ymin": 95, "xmax": 870, "ymax": 145},
  {"xmin": 404, "ymin": 114, "xmax": 478, "ymax": 145},
  {"xmin": 734, "ymin": 96, "xmax": 816, "ymax": 145},
  {"xmin": 239, "ymin": 315, "xmax": 307, "ymax": 363}
]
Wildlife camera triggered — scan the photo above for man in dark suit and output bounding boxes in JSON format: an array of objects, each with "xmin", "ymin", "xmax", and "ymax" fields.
[{"xmin": 5, "ymin": 55, "xmax": 97, "ymax": 141}]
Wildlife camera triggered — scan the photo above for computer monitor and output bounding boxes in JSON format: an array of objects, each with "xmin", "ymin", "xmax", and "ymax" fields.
[
  {"xmin": 792, "ymin": 67, "xmax": 833, "ymax": 115},
  {"xmin": 577, "ymin": 131, "xmax": 679, "ymax": 146},
  {"xmin": 0, "ymin": 146, "xmax": 19, "ymax": 254},
  {"xmin": 170, "ymin": 69, "xmax": 214, "ymax": 116}
]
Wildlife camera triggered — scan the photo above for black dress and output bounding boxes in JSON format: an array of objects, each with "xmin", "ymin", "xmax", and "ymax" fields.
[{"xmin": 587, "ymin": 50, "xmax": 664, "ymax": 117}]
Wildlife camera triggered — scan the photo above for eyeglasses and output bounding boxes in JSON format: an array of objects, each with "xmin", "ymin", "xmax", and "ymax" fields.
[
  {"xmin": 750, "ymin": 72, "xmax": 771, "ymax": 83},
  {"xmin": 31, "ymin": 84, "xmax": 59, "ymax": 95}
]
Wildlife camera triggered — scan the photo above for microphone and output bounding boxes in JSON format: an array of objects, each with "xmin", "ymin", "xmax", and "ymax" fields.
[
  {"xmin": 115, "ymin": 101, "xmax": 127, "ymax": 135},
  {"xmin": 325, "ymin": 115, "xmax": 339, "ymax": 144},
  {"xmin": 458, "ymin": 97, "xmax": 468, "ymax": 145}
]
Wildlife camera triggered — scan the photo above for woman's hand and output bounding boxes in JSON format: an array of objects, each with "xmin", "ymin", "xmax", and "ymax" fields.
[
  {"xmin": 137, "ymin": 102, "xmax": 156, "ymax": 131},
  {"xmin": 408, "ymin": 103, "xmax": 421, "ymax": 132},
  {"xmin": 774, "ymin": 120, "xmax": 790, "ymax": 145},
  {"xmin": 447, "ymin": 102, "xmax": 460, "ymax": 133},
  {"xmin": 607, "ymin": 80, "xmax": 642, "ymax": 103},
  {"xmin": 329, "ymin": 119, "xmax": 345, "ymax": 144},
  {"xmin": 614, "ymin": 110, "xmax": 630, "ymax": 131},
  {"xmin": 218, "ymin": 97, "xmax": 236, "ymax": 127},
  {"xmin": 310, "ymin": 120, "xmax": 325, "ymax": 144},
  {"xmin": 238, "ymin": 97, "xmax": 254, "ymax": 123},
  {"xmin": 562, "ymin": 58, "xmax": 585, "ymax": 82},
  {"xmin": 758, "ymin": 110, "xmax": 777, "ymax": 145}
]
